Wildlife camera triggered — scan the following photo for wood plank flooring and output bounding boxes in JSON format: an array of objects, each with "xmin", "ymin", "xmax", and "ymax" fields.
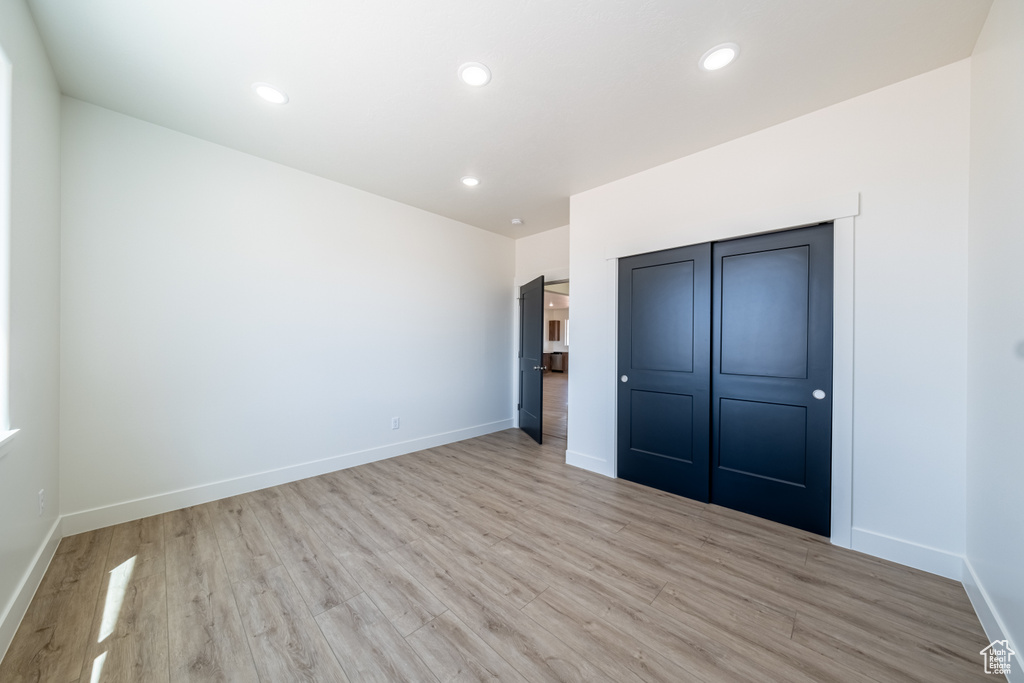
[
  {"xmin": 542, "ymin": 370, "xmax": 567, "ymax": 440},
  {"xmin": 0, "ymin": 429, "xmax": 997, "ymax": 682}
]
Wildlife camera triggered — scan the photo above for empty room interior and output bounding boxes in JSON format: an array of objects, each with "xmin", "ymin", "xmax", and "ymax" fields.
[{"xmin": 1, "ymin": 0, "xmax": 1022, "ymax": 681}]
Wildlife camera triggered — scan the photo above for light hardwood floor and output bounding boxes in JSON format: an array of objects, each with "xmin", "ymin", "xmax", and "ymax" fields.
[
  {"xmin": 0, "ymin": 429, "xmax": 997, "ymax": 682},
  {"xmin": 542, "ymin": 370, "xmax": 567, "ymax": 440}
]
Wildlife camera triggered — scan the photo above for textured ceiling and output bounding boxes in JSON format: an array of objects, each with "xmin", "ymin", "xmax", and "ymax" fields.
[{"xmin": 27, "ymin": 0, "xmax": 991, "ymax": 238}]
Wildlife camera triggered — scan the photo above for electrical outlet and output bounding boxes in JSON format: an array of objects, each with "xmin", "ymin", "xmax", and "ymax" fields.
[
  {"xmin": 391, "ymin": 417, "xmax": 400, "ymax": 430},
  {"xmin": 38, "ymin": 489, "xmax": 45, "ymax": 517}
]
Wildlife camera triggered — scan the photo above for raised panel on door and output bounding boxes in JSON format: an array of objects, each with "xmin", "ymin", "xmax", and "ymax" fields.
[
  {"xmin": 711, "ymin": 223, "xmax": 834, "ymax": 535},
  {"xmin": 617, "ymin": 244, "xmax": 711, "ymax": 501},
  {"xmin": 720, "ymin": 246, "xmax": 809, "ymax": 378},
  {"xmin": 718, "ymin": 399, "xmax": 807, "ymax": 485}
]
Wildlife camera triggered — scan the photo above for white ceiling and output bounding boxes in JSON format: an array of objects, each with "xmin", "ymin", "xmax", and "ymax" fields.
[
  {"xmin": 545, "ymin": 291, "xmax": 570, "ymax": 310},
  {"xmin": 545, "ymin": 281, "xmax": 570, "ymax": 296},
  {"xmin": 27, "ymin": 0, "xmax": 991, "ymax": 238}
]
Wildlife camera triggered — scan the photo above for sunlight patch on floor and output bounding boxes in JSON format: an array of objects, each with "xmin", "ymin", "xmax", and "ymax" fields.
[{"xmin": 99, "ymin": 555, "xmax": 136, "ymax": 643}]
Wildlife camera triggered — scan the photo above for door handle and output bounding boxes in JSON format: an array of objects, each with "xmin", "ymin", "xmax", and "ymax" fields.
[
  {"xmin": 621, "ymin": 375, "xmax": 628, "ymax": 382},
  {"xmin": 812, "ymin": 389, "xmax": 826, "ymax": 400}
]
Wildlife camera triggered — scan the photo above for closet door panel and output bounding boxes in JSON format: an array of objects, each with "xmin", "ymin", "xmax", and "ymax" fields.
[
  {"xmin": 711, "ymin": 223, "xmax": 834, "ymax": 536},
  {"xmin": 617, "ymin": 244, "xmax": 711, "ymax": 502}
]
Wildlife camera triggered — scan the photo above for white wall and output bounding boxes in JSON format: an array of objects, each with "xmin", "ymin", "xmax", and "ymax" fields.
[
  {"xmin": 544, "ymin": 308, "xmax": 569, "ymax": 354},
  {"xmin": 60, "ymin": 98, "xmax": 515, "ymax": 531},
  {"xmin": 515, "ymin": 224, "xmax": 569, "ymax": 288},
  {"xmin": 966, "ymin": 0, "xmax": 1024, "ymax": 665},
  {"xmin": 569, "ymin": 61, "xmax": 970, "ymax": 577},
  {"xmin": 0, "ymin": 0, "xmax": 62, "ymax": 660}
]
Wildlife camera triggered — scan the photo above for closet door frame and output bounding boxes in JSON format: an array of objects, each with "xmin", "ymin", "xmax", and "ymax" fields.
[{"xmin": 611, "ymin": 210, "xmax": 856, "ymax": 547}]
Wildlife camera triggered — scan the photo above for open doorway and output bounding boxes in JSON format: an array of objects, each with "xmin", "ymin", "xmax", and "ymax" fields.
[{"xmin": 542, "ymin": 280, "xmax": 569, "ymax": 440}]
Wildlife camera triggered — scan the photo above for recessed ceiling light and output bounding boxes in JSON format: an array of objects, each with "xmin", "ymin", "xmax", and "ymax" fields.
[
  {"xmin": 549, "ymin": 302, "xmax": 554, "ymax": 307},
  {"xmin": 252, "ymin": 82, "xmax": 289, "ymax": 104},
  {"xmin": 461, "ymin": 176, "xmax": 480, "ymax": 187},
  {"xmin": 699, "ymin": 43, "xmax": 739, "ymax": 71},
  {"xmin": 510, "ymin": 218, "xmax": 523, "ymax": 225},
  {"xmin": 458, "ymin": 62, "xmax": 491, "ymax": 87}
]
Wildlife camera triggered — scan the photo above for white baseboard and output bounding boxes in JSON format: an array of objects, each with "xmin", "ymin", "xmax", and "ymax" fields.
[
  {"xmin": 0, "ymin": 517, "xmax": 62, "ymax": 664},
  {"xmin": 62, "ymin": 419, "xmax": 514, "ymax": 536},
  {"xmin": 963, "ymin": 558, "xmax": 1021, "ymax": 682},
  {"xmin": 566, "ymin": 449, "xmax": 613, "ymax": 477},
  {"xmin": 850, "ymin": 527, "xmax": 964, "ymax": 580}
]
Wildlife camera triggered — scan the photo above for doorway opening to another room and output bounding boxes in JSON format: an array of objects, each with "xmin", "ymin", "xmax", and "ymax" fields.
[{"xmin": 543, "ymin": 280, "xmax": 569, "ymax": 441}]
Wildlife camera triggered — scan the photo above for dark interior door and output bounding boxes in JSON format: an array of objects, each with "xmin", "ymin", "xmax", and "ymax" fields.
[
  {"xmin": 711, "ymin": 223, "xmax": 833, "ymax": 535},
  {"xmin": 519, "ymin": 276, "xmax": 544, "ymax": 444},
  {"xmin": 617, "ymin": 244, "xmax": 711, "ymax": 500}
]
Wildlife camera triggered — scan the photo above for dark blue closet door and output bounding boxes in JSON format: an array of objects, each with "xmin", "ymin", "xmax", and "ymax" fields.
[
  {"xmin": 711, "ymin": 223, "xmax": 833, "ymax": 535},
  {"xmin": 617, "ymin": 244, "xmax": 712, "ymax": 501}
]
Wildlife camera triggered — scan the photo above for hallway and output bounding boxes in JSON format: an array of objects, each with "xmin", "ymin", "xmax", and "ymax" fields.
[{"xmin": 542, "ymin": 370, "xmax": 567, "ymax": 441}]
